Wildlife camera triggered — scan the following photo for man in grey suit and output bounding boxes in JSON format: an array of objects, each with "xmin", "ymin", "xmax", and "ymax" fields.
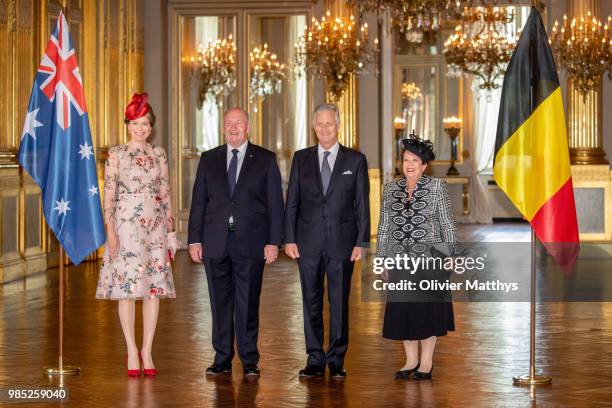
[{"xmin": 284, "ymin": 103, "xmax": 370, "ymax": 378}]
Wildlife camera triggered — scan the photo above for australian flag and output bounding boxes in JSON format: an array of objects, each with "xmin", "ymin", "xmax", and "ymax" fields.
[{"xmin": 18, "ymin": 11, "xmax": 106, "ymax": 265}]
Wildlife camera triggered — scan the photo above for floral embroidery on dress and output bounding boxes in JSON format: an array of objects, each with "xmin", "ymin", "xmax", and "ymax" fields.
[{"xmin": 96, "ymin": 143, "xmax": 176, "ymax": 300}]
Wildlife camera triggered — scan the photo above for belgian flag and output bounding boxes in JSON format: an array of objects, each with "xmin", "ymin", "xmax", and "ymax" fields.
[{"xmin": 494, "ymin": 7, "xmax": 579, "ymax": 270}]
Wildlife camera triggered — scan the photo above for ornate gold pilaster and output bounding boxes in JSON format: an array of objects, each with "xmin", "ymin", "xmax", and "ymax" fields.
[
  {"xmin": 368, "ymin": 168, "xmax": 381, "ymax": 242},
  {"xmin": 324, "ymin": 0, "xmax": 359, "ymax": 149},
  {"xmin": 567, "ymin": 0, "xmax": 608, "ymax": 165}
]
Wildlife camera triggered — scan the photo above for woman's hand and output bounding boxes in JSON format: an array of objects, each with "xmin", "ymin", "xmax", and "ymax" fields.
[
  {"xmin": 107, "ymin": 231, "xmax": 119, "ymax": 259},
  {"xmin": 167, "ymin": 232, "xmax": 181, "ymax": 262}
]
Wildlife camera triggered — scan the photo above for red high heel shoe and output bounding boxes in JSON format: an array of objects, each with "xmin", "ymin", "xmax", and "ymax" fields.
[
  {"xmin": 141, "ymin": 352, "xmax": 158, "ymax": 376},
  {"xmin": 127, "ymin": 354, "xmax": 141, "ymax": 377}
]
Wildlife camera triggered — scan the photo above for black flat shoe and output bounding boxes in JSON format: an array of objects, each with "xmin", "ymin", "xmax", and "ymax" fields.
[
  {"xmin": 243, "ymin": 365, "xmax": 260, "ymax": 377},
  {"xmin": 206, "ymin": 364, "xmax": 232, "ymax": 375},
  {"xmin": 299, "ymin": 365, "xmax": 325, "ymax": 378},
  {"xmin": 394, "ymin": 363, "xmax": 420, "ymax": 379},
  {"xmin": 413, "ymin": 367, "xmax": 433, "ymax": 380},
  {"xmin": 329, "ymin": 365, "xmax": 346, "ymax": 378}
]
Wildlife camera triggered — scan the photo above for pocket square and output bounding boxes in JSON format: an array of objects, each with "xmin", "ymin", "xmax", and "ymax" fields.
[{"xmin": 342, "ymin": 170, "xmax": 353, "ymax": 175}]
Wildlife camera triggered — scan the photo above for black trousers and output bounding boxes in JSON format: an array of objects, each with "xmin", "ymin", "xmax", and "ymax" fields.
[
  {"xmin": 203, "ymin": 232, "xmax": 265, "ymax": 367},
  {"xmin": 298, "ymin": 253, "xmax": 354, "ymax": 368}
]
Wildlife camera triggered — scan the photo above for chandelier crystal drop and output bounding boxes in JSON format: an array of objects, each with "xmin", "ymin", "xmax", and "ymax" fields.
[
  {"xmin": 295, "ymin": 11, "xmax": 379, "ymax": 101},
  {"xmin": 249, "ymin": 43, "xmax": 287, "ymax": 107},
  {"xmin": 347, "ymin": 0, "xmax": 459, "ymax": 43},
  {"xmin": 188, "ymin": 35, "xmax": 237, "ymax": 109},
  {"xmin": 442, "ymin": 5, "xmax": 516, "ymax": 90},
  {"xmin": 550, "ymin": 12, "xmax": 612, "ymax": 97}
]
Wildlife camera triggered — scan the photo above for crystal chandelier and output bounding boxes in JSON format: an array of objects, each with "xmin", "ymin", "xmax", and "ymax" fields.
[
  {"xmin": 188, "ymin": 35, "xmax": 237, "ymax": 109},
  {"xmin": 443, "ymin": 5, "xmax": 515, "ymax": 90},
  {"xmin": 249, "ymin": 44, "xmax": 287, "ymax": 107},
  {"xmin": 346, "ymin": 0, "xmax": 460, "ymax": 43},
  {"xmin": 295, "ymin": 11, "xmax": 379, "ymax": 101},
  {"xmin": 401, "ymin": 81, "xmax": 423, "ymax": 113},
  {"xmin": 550, "ymin": 12, "xmax": 612, "ymax": 97}
]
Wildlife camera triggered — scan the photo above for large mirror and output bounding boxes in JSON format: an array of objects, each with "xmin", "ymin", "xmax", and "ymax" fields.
[
  {"xmin": 179, "ymin": 15, "xmax": 237, "ymax": 211},
  {"xmin": 393, "ymin": 29, "xmax": 461, "ymax": 163},
  {"xmin": 397, "ymin": 63, "xmax": 439, "ymax": 146},
  {"xmin": 174, "ymin": 10, "xmax": 311, "ymax": 236},
  {"xmin": 247, "ymin": 14, "xmax": 310, "ymax": 188}
]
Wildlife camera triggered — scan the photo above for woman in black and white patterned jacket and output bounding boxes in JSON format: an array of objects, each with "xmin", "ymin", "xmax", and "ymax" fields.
[{"xmin": 376, "ymin": 134, "xmax": 457, "ymax": 380}]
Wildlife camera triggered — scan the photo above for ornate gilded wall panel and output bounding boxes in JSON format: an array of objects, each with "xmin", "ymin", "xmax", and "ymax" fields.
[
  {"xmin": 2, "ymin": 196, "xmax": 18, "ymax": 254},
  {"xmin": 24, "ymin": 193, "xmax": 40, "ymax": 249},
  {"xmin": 104, "ymin": 0, "xmax": 124, "ymax": 148},
  {"xmin": 368, "ymin": 168, "xmax": 380, "ymax": 242},
  {"xmin": 0, "ymin": 168, "xmax": 23, "ymax": 282},
  {"xmin": 83, "ymin": 0, "xmax": 98, "ymax": 147},
  {"xmin": 15, "ymin": 0, "xmax": 36, "ymax": 149},
  {"xmin": 22, "ymin": 172, "xmax": 45, "ymax": 273},
  {"xmin": 128, "ymin": 0, "xmax": 143, "ymax": 94}
]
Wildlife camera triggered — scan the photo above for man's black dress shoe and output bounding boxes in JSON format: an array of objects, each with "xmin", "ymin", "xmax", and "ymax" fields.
[
  {"xmin": 413, "ymin": 367, "xmax": 433, "ymax": 380},
  {"xmin": 206, "ymin": 364, "xmax": 232, "ymax": 375},
  {"xmin": 243, "ymin": 365, "xmax": 260, "ymax": 376},
  {"xmin": 298, "ymin": 365, "xmax": 325, "ymax": 377},
  {"xmin": 329, "ymin": 365, "xmax": 346, "ymax": 378},
  {"xmin": 394, "ymin": 363, "xmax": 420, "ymax": 379}
]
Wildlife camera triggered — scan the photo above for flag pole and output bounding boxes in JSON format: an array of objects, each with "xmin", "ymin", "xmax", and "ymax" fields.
[
  {"xmin": 512, "ymin": 228, "xmax": 551, "ymax": 385},
  {"xmin": 44, "ymin": 1, "xmax": 80, "ymax": 377},
  {"xmin": 45, "ymin": 247, "xmax": 80, "ymax": 376},
  {"xmin": 513, "ymin": 2, "xmax": 551, "ymax": 386}
]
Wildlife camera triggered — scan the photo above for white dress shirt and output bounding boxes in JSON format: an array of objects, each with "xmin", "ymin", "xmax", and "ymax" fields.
[
  {"xmin": 227, "ymin": 140, "xmax": 248, "ymax": 224},
  {"xmin": 317, "ymin": 141, "xmax": 340, "ymax": 172}
]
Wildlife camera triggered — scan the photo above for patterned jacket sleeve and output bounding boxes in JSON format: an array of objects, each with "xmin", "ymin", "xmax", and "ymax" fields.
[
  {"xmin": 103, "ymin": 147, "xmax": 119, "ymax": 225},
  {"xmin": 375, "ymin": 182, "xmax": 391, "ymax": 257},
  {"xmin": 435, "ymin": 179, "xmax": 457, "ymax": 244},
  {"xmin": 156, "ymin": 146, "xmax": 174, "ymax": 229}
]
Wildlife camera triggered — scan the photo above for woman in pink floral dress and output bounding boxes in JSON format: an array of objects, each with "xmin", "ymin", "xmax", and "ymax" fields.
[{"xmin": 96, "ymin": 93, "xmax": 180, "ymax": 376}]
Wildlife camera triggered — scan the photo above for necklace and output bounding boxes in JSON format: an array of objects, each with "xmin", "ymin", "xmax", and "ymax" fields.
[{"xmin": 406, "ymin": 184, "xmax": 417, "ymax": 201}]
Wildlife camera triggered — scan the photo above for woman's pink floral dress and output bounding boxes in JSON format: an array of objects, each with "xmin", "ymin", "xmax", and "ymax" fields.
[{"xmin": 96, "ymin": 143, "xmax": 176, "ymax": 300}]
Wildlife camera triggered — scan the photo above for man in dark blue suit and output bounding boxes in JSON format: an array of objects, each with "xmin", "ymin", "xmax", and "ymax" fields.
[
  {"xmin": 285, "ymin": 103, "xmax": 370, "ymax": 378},
  {"xmin": 188, "ymin": 108, "xmax": 284, "ymax": 377}
]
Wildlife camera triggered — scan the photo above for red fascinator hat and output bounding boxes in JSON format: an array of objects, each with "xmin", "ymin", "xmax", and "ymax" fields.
[{"xmin": 124, "ymin": 92, "xmax": 155, "ymax": 125}]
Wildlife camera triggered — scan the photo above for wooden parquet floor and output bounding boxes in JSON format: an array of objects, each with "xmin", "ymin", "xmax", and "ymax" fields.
[{"xmin": 1, "ymin": 224, "xmax": 612, "ymax": 407}]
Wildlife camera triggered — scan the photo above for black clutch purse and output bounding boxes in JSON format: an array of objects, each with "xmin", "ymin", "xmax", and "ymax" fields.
[{"xmin": 427, "ymin": 246, "xmax": 453, "ymax": 281}]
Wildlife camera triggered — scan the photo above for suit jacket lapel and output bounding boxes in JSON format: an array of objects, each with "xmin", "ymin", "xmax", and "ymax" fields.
[
  {"xmin": 324, "ymin": 144, "xmax": 345, "ymax": 196},
  {"xmin": 235, "ymin": 141, "xmax": 255, "ymax": 192},
  {"xmin": 311, "ymin": 147, "xmax": 324, "ymax": 197},
  {"xmin": 218, "ymin": 145, "xmax": 230, "ymax": 197}
]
